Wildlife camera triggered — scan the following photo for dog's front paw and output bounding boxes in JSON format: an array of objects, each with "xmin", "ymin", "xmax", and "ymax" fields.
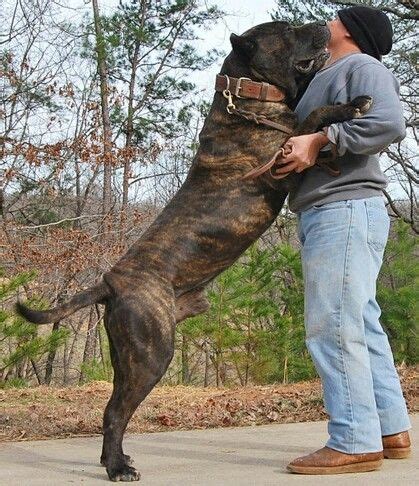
[
  {"xmin": 101, "ymin": 454, "xmax": 134, "ymax": 467},
  {"xmin": 107, "ymin": 464, "xmax": 140, "ymax": 482},
  {"xmin": 350, "ymin": 95, "xmax": 373, "ymax": 117}
]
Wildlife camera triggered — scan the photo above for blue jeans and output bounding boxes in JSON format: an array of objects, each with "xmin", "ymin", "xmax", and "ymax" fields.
[{"xmin": 297, "ymin": 196, "xmax": 411, "ymax": 454}]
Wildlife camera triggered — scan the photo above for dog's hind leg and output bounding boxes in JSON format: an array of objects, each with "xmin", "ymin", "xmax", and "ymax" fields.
[
  {"xmin": 100, "ymin": 287, "xmax": 175, "ymax": 482},
  {"xmin": 100, "ymin": 335, "xmax": 134, "ymax": 468}
]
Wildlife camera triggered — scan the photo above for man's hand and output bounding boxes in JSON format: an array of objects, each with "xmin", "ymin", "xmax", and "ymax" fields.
[{"xmin": 275, "ymin": 132, "xmax": 330, "ymax": 175}]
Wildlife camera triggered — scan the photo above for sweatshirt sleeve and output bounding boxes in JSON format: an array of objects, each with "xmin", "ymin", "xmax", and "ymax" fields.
[{"xmin": 327, "ymin": 63, "xmax": 406, "ymax": 156}]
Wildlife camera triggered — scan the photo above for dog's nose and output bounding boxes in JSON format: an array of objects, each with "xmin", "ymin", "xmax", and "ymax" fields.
[{"xmin": 316, "ymin": 20, "xmax": 327, "ymax": 26}]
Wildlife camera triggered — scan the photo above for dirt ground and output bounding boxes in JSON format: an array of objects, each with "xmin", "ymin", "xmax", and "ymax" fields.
[{"xmin": 1, "ymin": 366, "xmax": 417, "ymax": 442}]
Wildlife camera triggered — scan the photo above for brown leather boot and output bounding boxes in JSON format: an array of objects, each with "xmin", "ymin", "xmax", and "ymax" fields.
[
  {"xmin": 382, "ymin": 431, "xmax": 411, "ymax": 459},
  {"xmin": 287, "ymin": 447, "xmax": 383, "ymax": 475}
]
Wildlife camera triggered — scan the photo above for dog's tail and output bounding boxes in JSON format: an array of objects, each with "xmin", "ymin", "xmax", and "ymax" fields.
[{"xmin": 15, "ymin": 281, "xmax": 109, "ymax": 324}]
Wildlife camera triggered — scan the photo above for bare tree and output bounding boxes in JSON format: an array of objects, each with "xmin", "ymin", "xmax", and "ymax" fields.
[{"xmin": 91, "ymin": 0, "xmax": 113, "ymax": 224}]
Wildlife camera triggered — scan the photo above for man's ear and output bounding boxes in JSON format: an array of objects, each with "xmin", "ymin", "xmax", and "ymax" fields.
[{"xmin": 230, "ymin": 33, "xmax": 257, "ymax": 59}]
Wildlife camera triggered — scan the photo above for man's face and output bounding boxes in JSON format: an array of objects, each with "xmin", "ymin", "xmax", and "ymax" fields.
[{"xmin": 326, "ymin": 17, "xmax": 350, "ymax": 48}]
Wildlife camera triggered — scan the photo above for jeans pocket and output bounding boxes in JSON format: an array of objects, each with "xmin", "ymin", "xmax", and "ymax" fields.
[{"xmin": 366, "ymin": 202, "xmax": 390, "ymax": 252}]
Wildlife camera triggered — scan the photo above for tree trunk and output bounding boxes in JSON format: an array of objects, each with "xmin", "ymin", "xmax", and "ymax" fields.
[
  {"xmin": 91, "ymin": 0, "xmax": 113, "ymax": 224},
  {"xmin": 79, "ymin": 308, "xmax": 97, "ymax": 383},
  {"xmin": 66, "ymin": 317, "xmax": 85, "ymax": 385},
  {"xmin": 245, "ymin": 313, "xmax": 251, "ymax": 386},
  {"xmin": 120, "ymin": 1, "xmax": 147, "ymax": 237},
  {"xmin": 74, "ymin": 159, "xmax": 82, "ymax": 229},
  {"xmin": 63, "ymin": 339, "xmax": 70, "ymax": 385},
  {"xmin": 203, "ymin": 341, "xmax": 210, "ymax": 387},
  {"xmin": 0, "ymin": 185, "xmax": 4, "ymax": 218},
  {"xmin": 30, "ymin": 359, "xmax": 43, "ymax": 385},
  {"xmin": 283, "ymin": 355, "xmax": 288, "ymax": 385},
  {"xmin": 96, "ymin": 313, "xmax": 110, "ymax": 379},
  {"xmin": 44, "ymin": 321, "xmax": 61, "ymax": 385},
  {"xmin": 181, "ymin": 334, "xmax": 189, "ymax": 384},
  {"xmin": 120, "ymin": 41, "xmax": 140, "ymax": 238}
]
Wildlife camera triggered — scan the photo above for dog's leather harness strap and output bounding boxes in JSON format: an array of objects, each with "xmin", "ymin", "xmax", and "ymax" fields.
[{"xmin": 215, "ymin": 74, "xmax": 285, "ymax": 102}]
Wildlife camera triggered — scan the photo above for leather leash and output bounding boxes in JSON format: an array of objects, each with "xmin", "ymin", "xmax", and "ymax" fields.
[
  {"xmin": 242, "ymin": 147, "xmax": 290, "ymax": 181},
  {"xmin": 215, "ymin": 74, "xmax": 340, "ymax": 181},
  {"xmin": 215, "ymin": 74, "xmax": 294, "ymax": 180}
]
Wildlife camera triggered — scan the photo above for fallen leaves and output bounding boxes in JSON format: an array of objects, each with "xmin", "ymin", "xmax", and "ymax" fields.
[{"xmin": 0, "ymin": 366, "xmax": 417, "ymax": 442}]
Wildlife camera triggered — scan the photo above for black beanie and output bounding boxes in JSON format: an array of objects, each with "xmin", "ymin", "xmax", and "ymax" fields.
[{"xmin": 338, "ymin": 6, "xmax": 393, "ymax": 60}]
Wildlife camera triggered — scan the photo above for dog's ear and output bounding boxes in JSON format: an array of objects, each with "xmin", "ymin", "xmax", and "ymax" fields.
[{"xmin": 230, "ymin": 33, "xmax": 257, "ymax": 59}]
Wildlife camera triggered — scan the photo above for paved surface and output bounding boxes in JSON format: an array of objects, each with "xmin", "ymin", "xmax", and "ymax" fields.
[{"xmin": 0, "ymin": 415, "xmax": 417, "ymax": 485}]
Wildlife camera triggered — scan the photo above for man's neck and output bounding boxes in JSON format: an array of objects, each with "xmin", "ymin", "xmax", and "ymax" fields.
[{"xmin": 325, "ymin": 45, "xmax": 362, "ymax": 67}]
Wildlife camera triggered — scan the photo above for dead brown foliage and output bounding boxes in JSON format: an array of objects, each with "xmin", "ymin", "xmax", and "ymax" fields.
[{"xmin": 1, "ymin": 366, "xmax": 417, "ymax": 442}]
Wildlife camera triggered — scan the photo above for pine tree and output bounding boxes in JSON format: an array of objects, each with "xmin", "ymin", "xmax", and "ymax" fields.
[
  {"xmin": 178, "ymin": 242, "xmax": 317, "ymax": 386},
  {"xmin": 0, "ymin": 269, "xmax": 70, "ymax": 387},
  {"xmin": 378, "ymin": 220, "xmax": 418, "ymax": 364}
]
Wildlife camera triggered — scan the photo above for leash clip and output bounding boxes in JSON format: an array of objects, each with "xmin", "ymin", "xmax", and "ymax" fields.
[
  {"xmin": 222, "ymin": 75, "xmax": 236, "ymax": 114},
  {"xmin": 222, "ymin": 89, "xmax": 236, "ymax": 114}
]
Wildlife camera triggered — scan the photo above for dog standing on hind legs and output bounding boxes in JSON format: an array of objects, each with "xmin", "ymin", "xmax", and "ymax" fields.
[{"xmin": 16, "ymin": 20, "xmax": 372, "ymax": 482}]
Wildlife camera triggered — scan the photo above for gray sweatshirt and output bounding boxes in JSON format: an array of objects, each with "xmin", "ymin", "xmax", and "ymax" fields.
[{"xmin": 288, "ymin": 53, "xmax": 406, "ymax": 213}]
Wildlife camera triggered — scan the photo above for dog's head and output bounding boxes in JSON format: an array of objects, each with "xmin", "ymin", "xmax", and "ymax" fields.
[{"xmin": 225, "ymin": 21, "xmax": 330, "ymax": 102}]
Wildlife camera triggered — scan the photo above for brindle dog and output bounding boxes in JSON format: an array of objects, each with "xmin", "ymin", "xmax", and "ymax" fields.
[{"xmin": 17, "ymin": 21, "xmax": 372, "ymax": 482}]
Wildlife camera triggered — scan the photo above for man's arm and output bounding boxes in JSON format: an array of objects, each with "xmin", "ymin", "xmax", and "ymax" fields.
[
  {"xmin": 327, "ymin": 63, "xmax": 405, "ymax": 156},
  {"xmin": 276, "ymin": 62, "xmax": 405, "ymax": 174}
]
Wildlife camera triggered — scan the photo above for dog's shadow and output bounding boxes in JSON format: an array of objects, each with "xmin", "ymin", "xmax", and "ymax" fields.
[{"xmin": 15, "ymin": 440, "xmax": 311, "ymax": 482}]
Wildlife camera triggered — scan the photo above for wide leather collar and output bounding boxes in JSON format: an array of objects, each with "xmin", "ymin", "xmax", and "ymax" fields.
[{"xmin": 215, "ymin": 74, "xmax": 286, "ymax": 102}]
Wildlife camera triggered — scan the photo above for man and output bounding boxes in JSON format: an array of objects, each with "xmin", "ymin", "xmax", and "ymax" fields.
[{"xmin": 277, "ymin": 6, "xmax": 412, "ymax": 475}]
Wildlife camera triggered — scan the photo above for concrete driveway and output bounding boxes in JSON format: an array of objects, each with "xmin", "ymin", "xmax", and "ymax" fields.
[{"xmin": 1, "ymin": 415, "xmax": 417, "ymax": 485}]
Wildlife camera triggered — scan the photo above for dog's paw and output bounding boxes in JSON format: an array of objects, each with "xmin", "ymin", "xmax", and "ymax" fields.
[
  {"xmin": 101, "ymin": 454, "xmax": 134, "ymax": 467},
  {"xmin": 107, "ymin": 464, "xmax": 140, "ymax": 482},
  {"xmin": 350, "ymin": 95, "xmax": 373, "ymax": 117}
]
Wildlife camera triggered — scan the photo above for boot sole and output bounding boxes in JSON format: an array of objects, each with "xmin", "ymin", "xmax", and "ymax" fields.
[
  {"xmin": 287, "ymin": 459, "xmax": 383, "ymax": 475},
  {"xmin": 383, "ymin": 447, "xmax": 411, "ymax": 459}
]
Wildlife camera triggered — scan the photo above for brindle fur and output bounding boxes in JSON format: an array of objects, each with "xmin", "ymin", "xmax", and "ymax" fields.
[{"xmin": 16, "ymin": 21, "xmax": 372, "ymax": 482}]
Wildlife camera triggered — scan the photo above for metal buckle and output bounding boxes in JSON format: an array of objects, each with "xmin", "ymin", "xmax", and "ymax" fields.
[
  {"xmin": 234, "ymin": 77, "xmax": 251, "ymax": 98},
  {"xmin": 223, "ymin": 74, "xmax": 231, "ymax": 92}
]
